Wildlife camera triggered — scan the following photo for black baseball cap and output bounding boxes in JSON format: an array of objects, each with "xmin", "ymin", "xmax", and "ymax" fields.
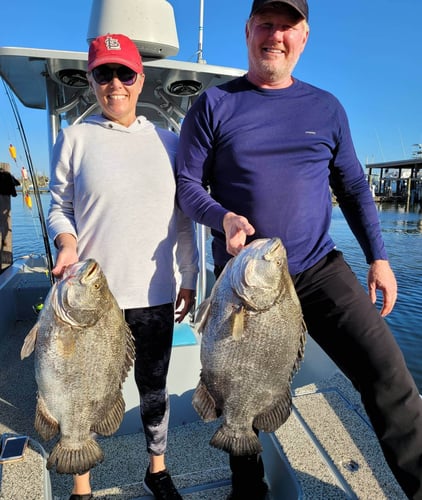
[{"xmin": 249, "ymin": 0, "xmax": 309, "ymax": 21}]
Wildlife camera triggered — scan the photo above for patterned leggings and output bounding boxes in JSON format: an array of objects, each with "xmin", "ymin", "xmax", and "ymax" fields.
[{"xmin": 124, "ymin": 303, "xmax": 174, "ymax": 456}]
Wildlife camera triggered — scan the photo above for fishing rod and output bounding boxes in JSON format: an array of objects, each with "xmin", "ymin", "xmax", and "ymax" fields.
[{"xmin": 2, "ymin": 79, "xmax": 54, "ymax": 285}]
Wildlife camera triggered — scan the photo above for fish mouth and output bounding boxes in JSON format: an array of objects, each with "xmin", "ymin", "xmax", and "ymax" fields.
[
  {"xmin": 245, "ymin": 237, "xmax": 283, "ymax": 260},
  {"xmin": 62, "ymin": 259, "xmax": 99, "ymax": 281},
  {"xmin": 264, "ymin": 238, "xmax": 282, "ymax": 261},
  {"xmin": 230, "ymin": 237, "xmax": 286, "ymax": 309},
  {"xmin": 83, "ymin": 259, "xmax": 99, "ymax": 280},
  {"xmin": 76, "ymin": 259, "xmax": 100, "ymax": 286},
  {"xmin": 52, "ymin": 259, "xmax": 102, "ymax": 325}
]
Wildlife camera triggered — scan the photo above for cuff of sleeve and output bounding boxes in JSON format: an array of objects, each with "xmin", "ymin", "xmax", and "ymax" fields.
[{"xmin": 180, "ymin": 272, "xmax": 198, "ymax": 291}]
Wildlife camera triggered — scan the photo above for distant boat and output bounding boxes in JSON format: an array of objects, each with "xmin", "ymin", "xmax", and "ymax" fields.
[{"xmin": 15, "ymin": 185, "xmax": 49, "ymax": 193}]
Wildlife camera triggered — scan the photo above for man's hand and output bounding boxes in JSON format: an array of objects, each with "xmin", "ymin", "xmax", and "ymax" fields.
[
  {"xmin": 367, "ymin": 259, "xmax": 398, "ymax": 317},
  {"xmin": 223, "ymin": 212, "xmax": 255, "ymax": 256}
]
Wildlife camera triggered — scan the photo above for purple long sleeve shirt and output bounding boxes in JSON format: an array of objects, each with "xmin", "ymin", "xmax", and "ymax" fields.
[{"xmin": 176, "ymin": 76, "xmax": 387, "ymax": 274}]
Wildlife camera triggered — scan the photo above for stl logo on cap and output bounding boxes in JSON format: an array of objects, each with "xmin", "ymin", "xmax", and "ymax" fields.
[{"xmin": 104, "ymin": 36, "xmax": 122, "ymax": 51}]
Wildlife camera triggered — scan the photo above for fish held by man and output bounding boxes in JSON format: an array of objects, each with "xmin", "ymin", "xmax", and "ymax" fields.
[
  {"xmin": 193, "ymin": 237, "xmax": 306, "ymax": 456},
  {"xmin": 21, "ymin": 259, "xmax": 135, "ymax": 474}
]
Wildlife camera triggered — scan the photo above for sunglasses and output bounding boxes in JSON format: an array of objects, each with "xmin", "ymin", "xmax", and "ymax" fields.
[{"xmin": 91, "ymin": 65, "xmax": 138, "ymax": 86}]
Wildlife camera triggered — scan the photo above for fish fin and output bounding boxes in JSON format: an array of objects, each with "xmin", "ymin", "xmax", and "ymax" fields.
[
  {"xmin": 34, "ymin": 396, "xmax": 60, "ymax": 441},
  {"xmin": 121, "ymin": 324, "xmax": 135, "ymax": 382},
  {"xmin": 290, "ymin": 321, "xmax": 307, "ymax": 377},
  {"xmin": 231, "ymin": 306, "xmax": 244, "ymax": 340},
  {"xmin": 192, "ymin": 380, "xmax": 219, "ymax": 421},
  {"xmin": 47, "ymin": 436, "xmax": 103, "ymax": 475},
  {"xmin": 20, "ymin": 324, "xmax": 39, "ymax": 359},
  {"xmin": 210, "ymin": 424, "xmax": 262, "ymax": 455},
  {"xmin": 194, "ymin": 298, "xmax": 211, "ymax": 333},
  {"xmin": 91, "ymin": 392, "xmax": 125, "ymax": 436},
  {"xmin": 253, "ymin": 390, "xmax": 293, "ymax": 432}
]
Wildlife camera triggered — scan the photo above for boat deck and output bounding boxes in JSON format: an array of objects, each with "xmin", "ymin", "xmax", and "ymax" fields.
[{"xmin": 0, "ymin": 315, "xmax": 407, "ymax": 500}]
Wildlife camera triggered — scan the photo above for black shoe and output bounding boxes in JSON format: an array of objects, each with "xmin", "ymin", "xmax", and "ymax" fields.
[
  {"xmin": 68, "ymin": 495, "xmax": 93, "ymax": 500},
  {"xmin": 143, "ymin": 468, "xmax": 182, "ymax": 499},
  {"xmin": 226, "ymin": 480, "xmax": 268, "ymax": 500},
  {"xmin": 228, "ymin": 453, "xmax": 268, "ymax": 499}
]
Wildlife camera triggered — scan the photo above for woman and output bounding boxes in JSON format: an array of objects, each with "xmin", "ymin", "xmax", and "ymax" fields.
[{"xmin": 48, "ymin": 33, "xmax": 198, "ymax": 500}]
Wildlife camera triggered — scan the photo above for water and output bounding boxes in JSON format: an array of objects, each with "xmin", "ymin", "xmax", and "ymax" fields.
[
  {"xmin": 330, "ymin": 203, "xmax": 422, "ymax": 391},
  {"xmin": 10, "ymin": 192, "xmax": 53, "ymax": 259},
  {"xmin": 10, "ymin": 194, "xmax": 422, "ymax": 392}
]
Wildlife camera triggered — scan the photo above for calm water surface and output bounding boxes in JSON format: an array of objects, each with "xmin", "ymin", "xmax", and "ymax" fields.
[
  {"xmin": 330, "ymin": 202, "xmax": 422, "ymax": 391},
  {"xmin": 10, "ymin": 194, "xmax": 422, "ymax": 391}
]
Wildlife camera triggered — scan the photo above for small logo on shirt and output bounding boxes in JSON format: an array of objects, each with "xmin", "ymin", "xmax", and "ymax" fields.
[{"xmin": 305, "ymin": 130, "xmax": 316, "ymax": 135}]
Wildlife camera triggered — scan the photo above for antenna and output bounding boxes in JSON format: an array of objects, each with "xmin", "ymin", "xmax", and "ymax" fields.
[
  {"xmin": 398, "ymin": 128, "xmax": 406, "ymax": 159},
  {"xmin": 197, "ymin": 0, "xmax": 206, "ymax": 63},
  {"xmin": 375, "ymin": 130, "xmax": 385, "ymax": 162}
]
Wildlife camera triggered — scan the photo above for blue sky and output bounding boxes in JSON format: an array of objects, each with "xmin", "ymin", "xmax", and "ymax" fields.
[{"xmin": 1, "ymin": 0, "xmax": 422, "ymax": 175}]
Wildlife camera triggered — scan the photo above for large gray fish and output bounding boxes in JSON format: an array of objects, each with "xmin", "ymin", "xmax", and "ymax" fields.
[
  {"xmin": 193, "ymin": 237, "xmax": 306, "ymax": 456},
  {"xmin": 21, "ymin": 259, "xmax": 135, "ymax": 474}
]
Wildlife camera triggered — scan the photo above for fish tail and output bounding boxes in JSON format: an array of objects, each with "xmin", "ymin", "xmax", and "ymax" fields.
[
  {"xmin": 210, "ymin": 425, "xmax": 262, "ymax": 455},
  {"xmin": 47, "ymin": 437, "xmax": 103, "ymax": 475},
  {"xmin": 192, "ymin": 380, "xmax": 219, "ymax": 421}
]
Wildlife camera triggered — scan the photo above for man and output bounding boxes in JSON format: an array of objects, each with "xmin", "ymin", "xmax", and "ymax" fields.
[
  {"xmin": 176, "ymin": 1, "xmax": 422, "ymax": 499},
  {"xmin": 48, "ymin": 33, "xmax": 198, "ymax": 500}
]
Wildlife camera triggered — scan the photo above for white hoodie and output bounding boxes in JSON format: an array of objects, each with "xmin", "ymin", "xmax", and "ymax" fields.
[{"xmin": 48, "ymin": 114, "xmax": 198, "ymax": 309}]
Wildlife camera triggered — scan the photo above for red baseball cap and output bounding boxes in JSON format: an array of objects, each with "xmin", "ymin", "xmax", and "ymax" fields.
[{"xmin": 88, "ymin": 34, "xmax": 143, "ymax": 73}]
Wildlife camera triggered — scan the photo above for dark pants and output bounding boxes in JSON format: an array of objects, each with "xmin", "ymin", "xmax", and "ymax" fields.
[
  {"xmin": 217, "ymin": 250, "xmax": 422, "ymax": 499},
  {"xmin": 125, "ymin": 303, "xmax": 174, "ymax": 456}
]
